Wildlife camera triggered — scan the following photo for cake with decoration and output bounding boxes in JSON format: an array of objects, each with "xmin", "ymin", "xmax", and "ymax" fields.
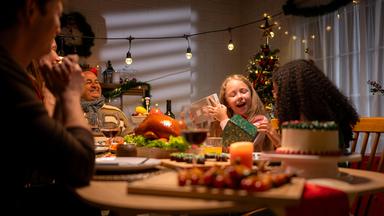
[{"xmin": 276, "ymin": 121, "xmax": 341, "ymax": 155}]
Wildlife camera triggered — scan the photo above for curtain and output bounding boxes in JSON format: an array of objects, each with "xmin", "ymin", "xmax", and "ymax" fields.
[{"xmin": 289, "ymin": 0, "xmax": 384, "ymax": 117}]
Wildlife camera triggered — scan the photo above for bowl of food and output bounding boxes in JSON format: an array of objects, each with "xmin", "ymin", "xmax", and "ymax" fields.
[{"xmin": 131, "ymin": 115, "xmax": 147, "ymax": 125}]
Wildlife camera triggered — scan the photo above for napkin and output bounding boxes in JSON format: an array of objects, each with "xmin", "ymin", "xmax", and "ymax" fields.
[
  {"xmin": 222, "ymin": 115, "xmax": 257, "ymax": 148},
  {"xmin": 285, "ymin": 183, "xmax": 350, "ymax": 216}
]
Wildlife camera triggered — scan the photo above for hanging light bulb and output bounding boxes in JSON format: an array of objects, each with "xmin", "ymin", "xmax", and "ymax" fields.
[
  {"xmin": 185, "ymin": 35, "xmax": 192, "ymax": 60},
  {"xmin": 227, "ymin": 28, "xmax": 235, "ymax": 51},
  {"xmin": 186, "ymin": 47, "xmax": 192, "ymax": 59},
  {"xmin": 125, "ymin": 51, "xmax": 132, "ymax": 65},
  {"xmin": 227, "ymin": 39, "xmax": 234, "ymax": 51},
  {"xmin": 125, "ymin": 36, "xmax": 133, "ymax": 65}
]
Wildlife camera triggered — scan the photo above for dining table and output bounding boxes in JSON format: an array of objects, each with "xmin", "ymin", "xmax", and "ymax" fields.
[{"xmin": 76, "ymin": 158, "xmax": 384, "ymax": 216}]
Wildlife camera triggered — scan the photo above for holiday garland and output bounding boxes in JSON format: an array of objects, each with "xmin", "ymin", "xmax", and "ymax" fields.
[
  {"xmin": 281, "ymin": 121, "xmax": 338, "ymax": 130},
  {"xmin": 102, "ymin": 79, "xmax": 151, "ymax": 99},
  {"xmin": 283, "ymin": 0, "xmax": 352, "ymax": 17}
]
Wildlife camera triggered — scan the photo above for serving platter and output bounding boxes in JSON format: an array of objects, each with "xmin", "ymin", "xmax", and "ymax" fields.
[
  {"xmin": 127, "ymin": 171, "xmax": 305, "ymax": 204},
  {"xmin": 161, "ymin": 152, "xmax": 268, "ymax": 169},
  {"xmin": 160, "ymin": 159, "xmax": 230, "ymax": 169},
  {"xmin": 260, "ymin": 152, "xmax": 361, "ymax": 178}
]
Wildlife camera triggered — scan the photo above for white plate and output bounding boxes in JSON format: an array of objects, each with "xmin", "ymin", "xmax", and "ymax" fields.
[
  {"xmin": 260, "ymin": 152, "xmax": 361, "ymax": 178},
  {"xmin": 95, "ymin": 146, "xmax": 109, "ymax": 153},
  {"xmin": 260, "ymin": 152, "xmax": 361, "ymax": 162},
  {"xmin": 95, "ymin": 157, "xmax": 161, "ymax": 171},
  {"xmin": 223, "ymin": 152, "xmax": 266, "ymax": 162}
]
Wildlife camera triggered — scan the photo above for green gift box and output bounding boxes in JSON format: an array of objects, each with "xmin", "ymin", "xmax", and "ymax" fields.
[{"xmin": 222, "ymin": 114, "xmax": 257, "ymax": 149}]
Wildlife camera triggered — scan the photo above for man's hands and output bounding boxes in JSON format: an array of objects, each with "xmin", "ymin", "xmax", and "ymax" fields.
[{"xmin": 39, "ymin": 55, "xmax": 84, "ymax": 97}]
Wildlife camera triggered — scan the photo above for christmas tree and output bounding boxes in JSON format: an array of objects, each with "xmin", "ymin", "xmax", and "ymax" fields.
[{"xmin": 246, "ymin": 14, "xmax": 279, "ymax": 114}]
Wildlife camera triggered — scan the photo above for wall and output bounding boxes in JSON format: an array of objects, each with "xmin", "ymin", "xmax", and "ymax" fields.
[{"xmin": 64, "ymin": 0, "xmax": 286, "ymax": 117}]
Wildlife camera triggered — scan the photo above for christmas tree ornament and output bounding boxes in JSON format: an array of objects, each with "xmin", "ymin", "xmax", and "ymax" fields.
[{"xmin": 246, "ymin": 14, "xmax": 280, "ymax": 116}]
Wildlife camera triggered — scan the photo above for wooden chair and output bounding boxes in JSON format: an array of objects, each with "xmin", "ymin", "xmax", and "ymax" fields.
[
  {"xmin": 350, "ymin": 117, "xmax": 384, "ymax": 216},
  {"xmin": 270, "ymin": 118, "xmax": 279, "ymax": 130}
]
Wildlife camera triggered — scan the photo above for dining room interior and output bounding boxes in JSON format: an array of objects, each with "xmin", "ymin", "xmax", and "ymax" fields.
[{"xmin": 60, "ymin": 0, "xmax": 384, "ymax": 215}]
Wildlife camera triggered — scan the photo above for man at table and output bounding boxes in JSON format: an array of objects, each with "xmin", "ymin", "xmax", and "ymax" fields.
[
  {"xmin": 0, "ymin": 0, "xmax": 99, "ymax": 215},
  {"xmin": 81, "ymin": 70, "xmax": 133, "ymax": 136}
]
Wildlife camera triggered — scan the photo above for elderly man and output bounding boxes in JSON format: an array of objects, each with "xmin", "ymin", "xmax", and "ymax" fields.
[{"xmin": 81, "ymin": 70, "xmax": 133, "ymax": 136}]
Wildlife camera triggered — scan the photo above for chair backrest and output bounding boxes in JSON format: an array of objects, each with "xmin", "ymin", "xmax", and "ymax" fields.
[
  {"xmin": 270, "ymin": 118, "xmax": 279, "ymax": 130},
  {"xmin": 350, "ymin": 117, "xmax": 384, "ymax": 172}
]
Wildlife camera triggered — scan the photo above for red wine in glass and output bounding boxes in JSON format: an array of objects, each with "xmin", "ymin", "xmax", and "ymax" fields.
[
  {"xmin": 100, "ymin": 128, "xmax": 120, "ymax": 138},
  {"xmin": 182, "ymin": 129, "xmax": 208, "ymax": 146}
]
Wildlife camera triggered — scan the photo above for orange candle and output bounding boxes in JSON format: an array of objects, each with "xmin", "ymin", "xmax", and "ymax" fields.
[{"xmin": 229, "ymin": 142, "xmax": 254, "ymax": 169}]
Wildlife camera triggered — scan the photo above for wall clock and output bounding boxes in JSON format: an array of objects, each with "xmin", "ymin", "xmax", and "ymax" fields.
[{"xmin": 56, "ymin": 12, "xmax": 95, "ymax": 58}]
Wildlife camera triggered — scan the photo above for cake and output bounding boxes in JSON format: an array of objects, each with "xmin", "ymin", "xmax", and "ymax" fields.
[{"xmin": 276, "ymin": 121, "xmax": 341, "ymax": 155}]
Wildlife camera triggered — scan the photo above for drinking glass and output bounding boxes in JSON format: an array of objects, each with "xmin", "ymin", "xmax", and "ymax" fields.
[
  {"xmin": 98, "ymin": 112, "xmax": 121, "ymax": 149},
  {"xmin": 180, "ymin": 105, "xmax": 209, "ymax": 162},
  {"xmin": 85, "ymin": 112, "xmax": 100, "ymax": 135}
]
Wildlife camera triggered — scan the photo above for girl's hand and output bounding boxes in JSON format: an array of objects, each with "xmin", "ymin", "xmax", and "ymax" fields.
[{"xmin": 207, "ymin": 104, "xmax": 228, "ymax": 122}]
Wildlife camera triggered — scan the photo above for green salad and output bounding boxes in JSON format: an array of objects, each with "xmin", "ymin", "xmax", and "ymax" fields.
[{"xmin": 123, "ymin": 134, "xmax": 190, "ymax": 152}]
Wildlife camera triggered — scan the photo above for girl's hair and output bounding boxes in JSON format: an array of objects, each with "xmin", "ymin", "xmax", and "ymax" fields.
[
  {"xmin": 272, "ymin": 59, "xmax": 359, "ymax": 150},
  {"xmin": 219, "ymin": 74, "xmax": 265, "ymax": 120}
]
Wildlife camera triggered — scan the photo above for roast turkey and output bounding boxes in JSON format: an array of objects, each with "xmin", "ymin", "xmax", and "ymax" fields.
[{"xmin": 134, "ymin": 113, "xmax": 181, "ymax": 140}]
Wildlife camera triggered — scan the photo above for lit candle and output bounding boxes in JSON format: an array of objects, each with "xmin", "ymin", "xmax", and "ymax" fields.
[{"xmin": 229, "ymin": 142, "xmax": 254, "ymax": 169}]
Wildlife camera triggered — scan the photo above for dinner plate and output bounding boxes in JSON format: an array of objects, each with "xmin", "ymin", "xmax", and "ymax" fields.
[
  {"xmin": 95, "ymin": 157, "xmax": 161, "ymax": 171},
  {"xmin": 95, "ymin": 146, "xmax": 109, "ymax": 154}
]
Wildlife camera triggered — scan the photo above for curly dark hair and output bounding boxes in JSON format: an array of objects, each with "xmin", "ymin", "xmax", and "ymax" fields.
[{"xmin": 272, "ymin": 59, "xmax": 359, "ymax": 151}]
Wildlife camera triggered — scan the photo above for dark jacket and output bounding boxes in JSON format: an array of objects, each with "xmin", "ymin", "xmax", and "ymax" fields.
[{"xmin": 0, "ymin": 46, "xmax": 97, "ymax": 215}]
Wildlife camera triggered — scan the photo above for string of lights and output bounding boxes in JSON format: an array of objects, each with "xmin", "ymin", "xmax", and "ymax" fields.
[
  {"xmin": 57, "ymin": 11, "xmax": 284, "ymax": 63},
  {"xmin": 56, "ymin": 0, "xmax": 360, "ymax": 64}
]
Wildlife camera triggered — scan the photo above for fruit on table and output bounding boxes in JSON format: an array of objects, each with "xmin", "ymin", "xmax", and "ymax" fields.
[
  {"xmin": 134, "ymin": 113, "xmax": 181, "ymax": 140},
  {"xmin": 135, "ymin": 106, "xmax": 147, "ymax": 115}
]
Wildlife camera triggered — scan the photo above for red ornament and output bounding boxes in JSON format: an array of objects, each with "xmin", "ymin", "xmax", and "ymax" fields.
[{"xmin": 90, "ymin": 67, "xmax": 98, "ymax": 75}]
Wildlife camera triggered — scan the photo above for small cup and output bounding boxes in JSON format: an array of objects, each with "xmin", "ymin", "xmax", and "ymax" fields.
[
  {"xmin": 203, "ymin": 137, "xmax": 223, "ymax": 155},
  {"xmin": 116, "ymin": 143, "xmax": 137, "ymax": 157}
]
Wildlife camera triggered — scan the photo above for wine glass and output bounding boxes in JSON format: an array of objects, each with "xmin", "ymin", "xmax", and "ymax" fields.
[
  {"xmin": 180, "ymin": 105, "xmax": 210, "ymax": 163},
  {"xmin": 98, "ymin": 112, "xmax": 121, "ymax": 150},
  {"xmin": 85, "ymin": 112, "xmax": 101, "ymax": 135}
]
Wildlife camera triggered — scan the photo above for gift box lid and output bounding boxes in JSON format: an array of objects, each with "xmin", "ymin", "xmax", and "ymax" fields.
[{"xmin": 222, "ymin": 115, "xmax": 257, "ymax": 148}]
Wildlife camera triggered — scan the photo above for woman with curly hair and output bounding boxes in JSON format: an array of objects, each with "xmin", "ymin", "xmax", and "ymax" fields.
[{"xmin": 272, "ymin": 59, "xmax": 359, "ymax": 153}]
